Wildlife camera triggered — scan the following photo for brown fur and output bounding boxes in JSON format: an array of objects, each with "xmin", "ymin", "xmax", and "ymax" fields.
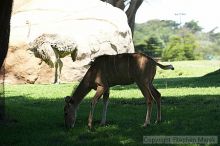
[{"xmin": 64, "ymin": 53, "xmax": 174, "ymax": 129}]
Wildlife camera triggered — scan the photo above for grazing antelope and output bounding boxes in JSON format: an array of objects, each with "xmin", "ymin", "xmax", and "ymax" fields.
[{"xmin": 64, "ymin": 53, "xmax": 174, "ymax": 129}]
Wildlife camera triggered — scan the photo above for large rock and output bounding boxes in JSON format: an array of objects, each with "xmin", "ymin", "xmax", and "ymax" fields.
[{"xmin": 5, "ymin": 0, "xmax": 134, "ymax": 84}]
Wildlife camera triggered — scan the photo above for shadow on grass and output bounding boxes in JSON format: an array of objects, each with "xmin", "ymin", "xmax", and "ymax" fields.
[
  {"xmin": 111, "ymin": 75, "xmax": 220, "ymax": 91},
  {"xmin": 1, "ymin": 93, "xmax": 220, "ymax": 146}
]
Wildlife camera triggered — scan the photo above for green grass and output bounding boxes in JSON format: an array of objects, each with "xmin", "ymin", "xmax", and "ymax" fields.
[{"xmin": 1, "ymin": 60, "xmax": 220, "ymax": 146}]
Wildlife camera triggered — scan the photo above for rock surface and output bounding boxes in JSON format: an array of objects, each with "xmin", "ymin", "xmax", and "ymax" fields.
[{"xmin": 5, "ymin": 0, "xmax": 134, "ymax": 84}]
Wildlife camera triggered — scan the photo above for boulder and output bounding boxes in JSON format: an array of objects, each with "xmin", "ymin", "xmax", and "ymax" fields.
[{"xmin": 6, "ymin": 0, "xmax": 134, "ymax": 84}]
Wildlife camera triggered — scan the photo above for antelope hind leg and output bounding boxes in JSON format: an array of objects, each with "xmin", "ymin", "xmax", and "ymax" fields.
[
  {"xmin": 150, "ymin": 84, "xmax": 161, "ymax": 124},
  {"xmin": 137, "ymin": 82, "xmax": 153, "ymax": 127},
  {"xmin": 100, "ymin": 89, "xmax": 109, "ymax": 126}
]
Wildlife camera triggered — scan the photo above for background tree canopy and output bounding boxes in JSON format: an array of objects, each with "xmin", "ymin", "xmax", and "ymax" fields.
[
  {"xmin": 134, "ymin": 19, "xmax": 220, "ymax": 61},
  {"xmin": 101, "ymin": 0, "xmax": 143, "ymax": 35}
]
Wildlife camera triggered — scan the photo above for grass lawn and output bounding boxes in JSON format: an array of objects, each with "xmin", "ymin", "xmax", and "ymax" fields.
[{"xmin": 1, "ymin": 60, "xmax": 220, "ymax": 146}]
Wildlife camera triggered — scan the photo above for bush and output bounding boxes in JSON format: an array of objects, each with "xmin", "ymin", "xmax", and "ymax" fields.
[{"xmin": 162, "ymin": 30, "xmax": 198, "ymax": 61}]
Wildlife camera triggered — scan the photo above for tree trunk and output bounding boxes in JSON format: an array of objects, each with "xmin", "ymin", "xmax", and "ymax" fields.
[
  {"xmin": 0, "ymin": 67, "xmax": 5, "ymax": 121},
  {"xmin": 101, "ymin": 0, "xmax": 144, "ymax": 36},
  {"xmin": 104, "ymin": 0, "xmax": 125, "ymax": 10},
  {"xmin": 125, "ymin": 0, "xmax": 143, "ymax": 35},
  {"xmin": 0, "ymin": 0, "xmax": 13, "ymax": 121}
]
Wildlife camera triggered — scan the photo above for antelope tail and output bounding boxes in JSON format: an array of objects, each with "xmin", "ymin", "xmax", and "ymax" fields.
[{"xmin": 156, "ymin": 62, "xmax": 174, "ymax": 70}]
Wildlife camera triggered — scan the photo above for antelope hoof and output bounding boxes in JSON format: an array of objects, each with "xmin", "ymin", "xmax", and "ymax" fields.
[
  {"xmin": 88, "ymin": 123, "xmax": 92, "ymax": 129},
  {"xmin": 143, "ymin": 122, "xmax": 150, "ymax": 128}
]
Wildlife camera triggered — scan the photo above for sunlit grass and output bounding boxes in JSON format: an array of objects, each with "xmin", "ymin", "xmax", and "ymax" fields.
[
  {"xmin": 1, "ymin": 60, "xmax": 220, "ymax": 146},
  {"xmin": 156, "ymin": 60, "xmax": 220, "ymax": 78}
]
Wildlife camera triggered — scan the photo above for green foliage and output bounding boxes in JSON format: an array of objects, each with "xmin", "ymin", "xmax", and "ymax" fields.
[
  {"xmin": 134, "ymin": 19, "xmax": 220, "ymax": 60},
  {"xmin": 134, "ymin": 20, "xmax": 179, "ymax": 58},
  {"xmin": 162, "ymin": 29, "xmax": 198, "ymax": 61},
  {"xmin": 206, "ymin": 30, "xmax": 220, "ymax": 59},
  {"xmin": 162, "ymin": 36, "xmax": 184, "ymax": 61},
  {"xmin": 183, "ymin": 20, "xmax": 203, "ymax": 33},
  {"xmin": 136, "ymin": 36, "xmax": 164, "ymax": 57},
  {"xmin": 1, "ymin": 61, "xmax": 220, "ymax": 146},
  {"xmin": 146, "ymin": 36, "xmax": 164, "ymax": 57},
  {"xmin": 134, "ymin": 19, "xmax": 178, "ymax": 45}
]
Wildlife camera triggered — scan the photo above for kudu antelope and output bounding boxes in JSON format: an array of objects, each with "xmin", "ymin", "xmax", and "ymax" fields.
[{"xmin": 64, "ymin": 53, "xmax": 174, "ymax": 129}]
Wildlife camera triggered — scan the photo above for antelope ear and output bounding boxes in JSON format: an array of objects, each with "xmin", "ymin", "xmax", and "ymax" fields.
[{"xmin": 65, "ymin": 96, "xmax": 71, "ymax": 103}]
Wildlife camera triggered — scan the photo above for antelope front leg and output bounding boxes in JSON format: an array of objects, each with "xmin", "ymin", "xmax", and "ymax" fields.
[
  {"xmin": 100, "ymin": 89, "xmax": 109, "ymax": 126},
  {"xmin": 57, "ymin": 59, "xmax": 63, "ymax": 84},
  {"xmin": 88, "ymin": 86, "xmax": 105, "ymax": 129},
  {"xmin": 54, "ymin": 61, "xmax": 58, "ymax": 84}
]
